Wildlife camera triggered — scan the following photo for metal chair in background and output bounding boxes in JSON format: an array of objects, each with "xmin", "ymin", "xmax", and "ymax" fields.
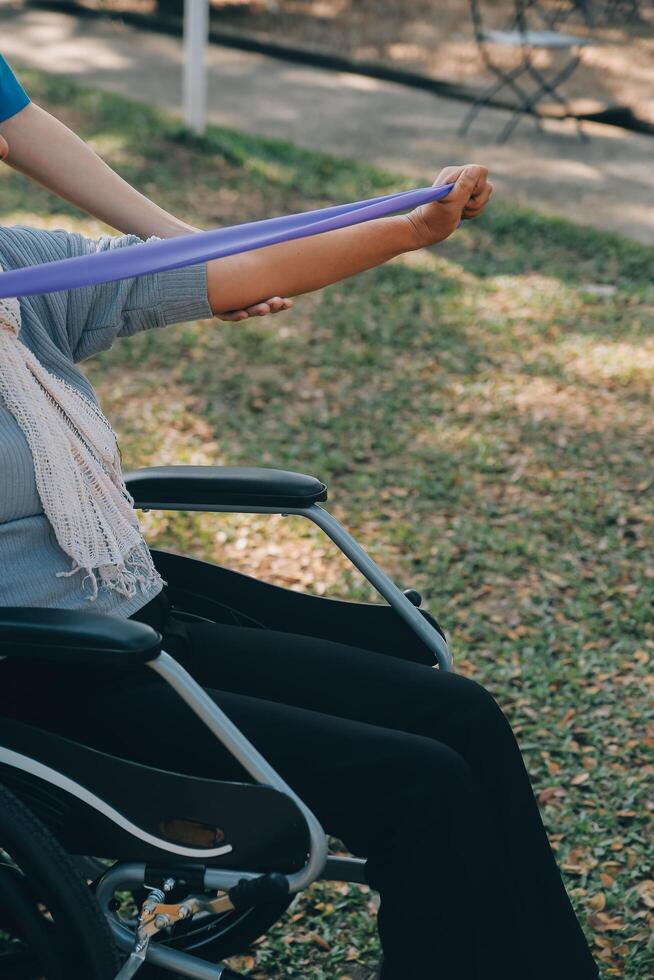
[
  {"xmin": 459, "ymin": 0, "xmax": 597, "ymax": 142},
  {"xmin": 579, "ymin": 0, "xmax": 644, "ymax": 26}
]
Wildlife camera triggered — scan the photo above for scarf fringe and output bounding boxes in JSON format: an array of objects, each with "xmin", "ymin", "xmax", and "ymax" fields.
[
  {"xmin": 56, "ymin": 542, "xmax": 166, "ymax": 602},
  {"xmin": 1, "ymin": 290, "xmax": 164, "ymax": 607}
]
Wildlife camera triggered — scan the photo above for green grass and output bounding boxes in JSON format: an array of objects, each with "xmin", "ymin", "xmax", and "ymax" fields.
[{"xmin": 3, "ymin": 71, "xmax": 653, "ymax": 979}]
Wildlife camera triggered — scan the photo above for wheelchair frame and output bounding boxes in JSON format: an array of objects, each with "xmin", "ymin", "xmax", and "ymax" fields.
[{"xmin": 0, "ymin": 465, "xmax": 452, "ymax": 979}]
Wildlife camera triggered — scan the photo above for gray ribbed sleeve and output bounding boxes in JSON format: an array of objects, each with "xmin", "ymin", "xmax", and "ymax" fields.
[{"xmin": 0, "ymin": 224, "xmax": 213, "ymax": 617}]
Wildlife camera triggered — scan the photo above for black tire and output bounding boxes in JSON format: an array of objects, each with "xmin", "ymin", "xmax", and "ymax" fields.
[{"xmin": 0, "ymin": 783, "xmax": 119, "ymax": 980}]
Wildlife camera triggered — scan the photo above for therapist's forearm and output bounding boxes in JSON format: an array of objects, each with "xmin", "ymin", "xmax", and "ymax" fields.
[
  {"xmin": 0, "ymin": 103, "xmax": 198, "ymax": 238},
  {"xmin": 207, "ymin": 214, "xmax": 418, "ymax": 314}
]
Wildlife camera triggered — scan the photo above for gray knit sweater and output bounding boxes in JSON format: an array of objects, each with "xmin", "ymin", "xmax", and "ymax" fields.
[{"xmin": 0, "ymin": 225, "xmax": 212, "ymax": 617}]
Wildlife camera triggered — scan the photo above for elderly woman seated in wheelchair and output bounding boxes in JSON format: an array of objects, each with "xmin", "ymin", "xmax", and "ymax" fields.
[{"xmin": 0, "ymin": 90, "xmax": 599, "ymax": 980}]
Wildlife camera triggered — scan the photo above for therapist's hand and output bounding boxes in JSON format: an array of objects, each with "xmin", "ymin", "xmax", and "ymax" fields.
[
  {"xmin": 217, "ymin": 295, "xmax": 294, "ymax": 322},
  {"xmin": 405, "ymin": 165, "xmax": 492, "ymax": 249}
]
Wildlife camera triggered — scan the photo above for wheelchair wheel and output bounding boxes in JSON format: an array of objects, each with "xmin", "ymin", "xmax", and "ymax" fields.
[{"xmin": 0, "ymin": 784, "xmax": 119, "ymax": 980}]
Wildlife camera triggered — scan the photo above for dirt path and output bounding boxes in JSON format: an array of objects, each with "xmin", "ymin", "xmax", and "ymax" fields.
[{"xmin": 3, "ymin": 2, "xmax": 654, "ymax": 244}]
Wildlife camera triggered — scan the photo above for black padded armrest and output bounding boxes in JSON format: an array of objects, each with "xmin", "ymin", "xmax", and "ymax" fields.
[
  {"xmin": 124, "ymin": 465, "xmax": 328, "ymax": 510},
  {"xmin": 0, "ymin": 608, "xmax": 161, "ymax": 667}
]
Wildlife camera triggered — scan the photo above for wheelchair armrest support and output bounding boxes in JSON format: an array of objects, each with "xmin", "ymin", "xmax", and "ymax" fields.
[
  {"xmin": 0, "ymin": 608, "xmax": 161, "ymax": 667},
  {"xmin": 123, "ymin": 465, "xmax": 328, "ymax": 510}
]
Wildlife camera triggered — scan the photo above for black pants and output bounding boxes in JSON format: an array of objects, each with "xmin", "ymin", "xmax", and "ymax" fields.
[{"xmin": 0, "ymin": 587, "xmax": 598, "ymax": 980}]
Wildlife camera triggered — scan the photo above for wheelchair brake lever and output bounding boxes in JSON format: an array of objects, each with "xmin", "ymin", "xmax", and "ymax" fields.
[
  {"xmin": 112, "ymin": 887, "xmax": 236, "ymax": 979},
  {"xmin": 111, "ymin": 884, "xmax": 172, "ymax": 980},
  {"xmin": 112, "ymin": 945, "xmax": 149, "ymax": 980},
  {"xmin": 111, "ymin": 902, "xmax": 156, "ymax": 980}
]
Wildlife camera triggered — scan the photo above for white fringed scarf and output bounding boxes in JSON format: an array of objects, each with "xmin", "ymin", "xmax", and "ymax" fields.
[{"xmin": 0, "ymin": 292, "xmax": 164, "ymax": 602}]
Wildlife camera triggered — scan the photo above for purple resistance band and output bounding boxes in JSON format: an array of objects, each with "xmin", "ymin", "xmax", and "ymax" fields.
[{"xmin": 0, "ymin": 183, "xmax": 455, "ymax": 300}]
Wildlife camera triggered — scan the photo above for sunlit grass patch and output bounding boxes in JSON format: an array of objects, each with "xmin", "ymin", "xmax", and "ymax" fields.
[{"xmin": 555, "ymin": 336, "xmax": 654, "ymax": 390}]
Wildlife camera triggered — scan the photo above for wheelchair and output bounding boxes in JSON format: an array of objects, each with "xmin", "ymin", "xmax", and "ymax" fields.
[{"xmin": 0, "ymin": 464, "xmax": 451, "ymax": 979}]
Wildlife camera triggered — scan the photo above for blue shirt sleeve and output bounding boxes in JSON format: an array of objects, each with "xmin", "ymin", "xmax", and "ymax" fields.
[{"xmin": 0, "ymin": 55, "xmax": 30, "ymax": 123}]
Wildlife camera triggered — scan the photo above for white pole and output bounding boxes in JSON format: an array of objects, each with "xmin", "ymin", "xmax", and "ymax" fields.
[{"xmin": 183, "ymin": 0, "xmax": 209, "ymax": 135}]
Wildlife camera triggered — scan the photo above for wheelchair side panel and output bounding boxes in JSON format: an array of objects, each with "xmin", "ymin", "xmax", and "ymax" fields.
[
  {"xmin": 152, "ymin": 549, "xmax": 440, "ymax": 667},
  {"xmin": 0, "ymin": 717, "xmax": 309, "ymax": 873}
]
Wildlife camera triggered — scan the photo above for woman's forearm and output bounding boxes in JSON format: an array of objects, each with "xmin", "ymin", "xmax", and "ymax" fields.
[
  {"xmin": 0, "ymin": 103, "xmax": 491, "ymax": 314},
  {"xmin": 207, "ymin": 213, "xmax": 418, "ymax": 314},
  {"xmin": 0, "ymin": 103, "xmax": 197, "ymax": 238},
  {"xmin": 3, "ymin": 103, "xmax": 419, "ymax": 312}
]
